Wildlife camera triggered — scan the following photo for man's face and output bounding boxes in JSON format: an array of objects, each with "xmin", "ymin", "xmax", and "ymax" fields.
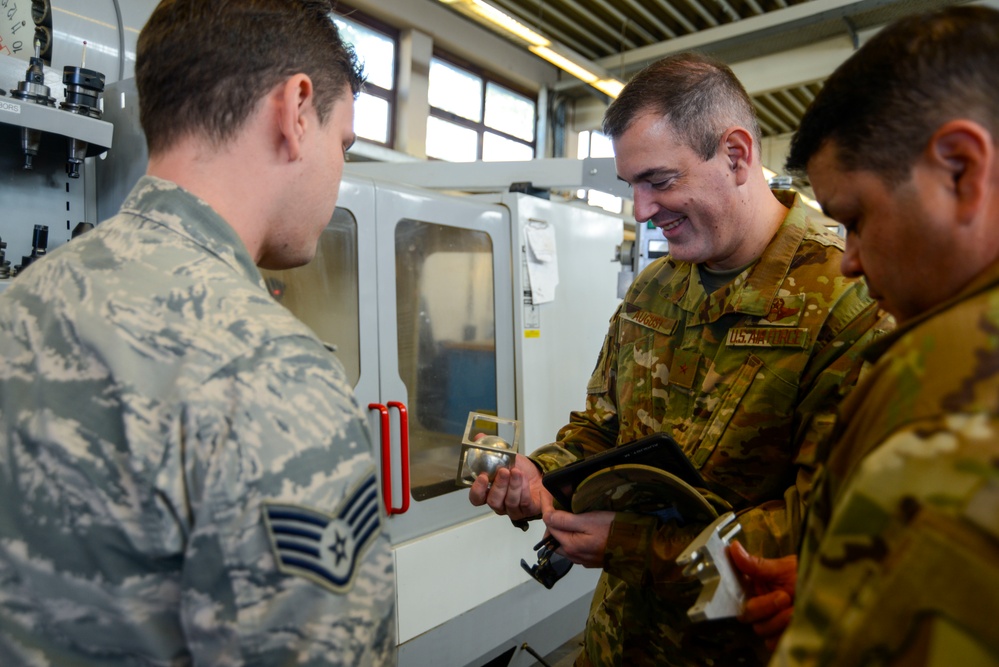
[
  {"xmin": 266, "ymin": 85, "xmax": 355, "ymax": 271},
  {"xmin": 807, "ymin": 142, "xmax": 953, "ymax": 323},
  {"xmin": 306, "ymin": 87, "xmax": 356, "ymax": 255},
  {"xmin": 613, "ymin": 112, "xmax": 745, "ymax": 270}
]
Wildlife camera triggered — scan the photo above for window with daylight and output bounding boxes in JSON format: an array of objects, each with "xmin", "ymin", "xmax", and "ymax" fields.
[
  {"xmin": 426, "ymin": 55, "xmax": 536, "ymax": 162},
  {"xmin": 576, "ymin": 129, "xmax": 623, "ymax": 214},
  {"xmin": 333, "ymin": 11, "xmax": 397, "ymax": 146}
]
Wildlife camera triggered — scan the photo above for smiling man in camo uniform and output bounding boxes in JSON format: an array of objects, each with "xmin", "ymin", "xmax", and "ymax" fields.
[{"xmin": 470, "ymin": 52, "xmax": 891, "ymax": 666}]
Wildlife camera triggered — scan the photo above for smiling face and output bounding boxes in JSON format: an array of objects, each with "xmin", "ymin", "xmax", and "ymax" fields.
[
  {"xmin": 807, "ymin": 141, "xmax": 959, "ymax": 323},
  {"xmin": 613, "ymin": 112, "xmax": 749, "ymax": 270}
]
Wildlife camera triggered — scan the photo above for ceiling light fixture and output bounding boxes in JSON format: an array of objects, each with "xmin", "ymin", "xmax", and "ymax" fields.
[
  {"xmin": 593, "ymin": 78, "xmax": 625, "ymax": 98},
  {"xmin": 439, "ymin": 0, "xmax": 624, "ymax": 98},
  {"xmin": 465, "ymin": 0, "xmax": 550, "ymax": 47},
  {"xmin": 528, "ymin": 45, "xmax": 598, "ymax": 84}
]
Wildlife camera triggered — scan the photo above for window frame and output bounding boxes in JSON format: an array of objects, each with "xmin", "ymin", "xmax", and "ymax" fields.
[
  {"xmin": 334, "ymin": 6, "xmax": 399, "ymax": 148},
  {"xmin": 427, "ymin": 50, "xmax": 537, "ymax": 161}
]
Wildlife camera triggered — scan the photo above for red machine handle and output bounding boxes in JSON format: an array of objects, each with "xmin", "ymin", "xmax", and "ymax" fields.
[
  {"xmin": 387, "ymin": 401, "xmax": 411, "ymax": 514},
  {"xmin": 368, "ymin": 403, "xmax": 392, "ymax": 514},
  {"xmin": 368, "ymin": 401, "xmax": 411, "ymax": 515}
]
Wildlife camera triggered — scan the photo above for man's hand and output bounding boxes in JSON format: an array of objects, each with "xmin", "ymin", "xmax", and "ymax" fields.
[
  {"xmin": 728, "ymin": 541, "xmax": 797, "ymax": 650},
  {"xmin": 540, "ymin": 491, "xmax": 614, "ymax": 568},
  {"xmin": 468, "ymin": 453, "xmax": 547, "ymax": 521}
]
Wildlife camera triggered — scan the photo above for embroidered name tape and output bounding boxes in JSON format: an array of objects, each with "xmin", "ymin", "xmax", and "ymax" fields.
[
  {"xmin": 727, "ymin": 327, "xmax": 809, "ymax": 348},
  {"xmin": 263, "ymin": 473, "xmax": 381, "ymax": 594},
  {"xmin": 621, "ymin": 310, "xmax": 678, "ymax": 335}
]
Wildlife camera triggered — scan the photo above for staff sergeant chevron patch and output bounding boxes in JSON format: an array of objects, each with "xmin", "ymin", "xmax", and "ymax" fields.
[{"xmin": 262, "ymin": 473, "xmax": 382, "ymax": 594}]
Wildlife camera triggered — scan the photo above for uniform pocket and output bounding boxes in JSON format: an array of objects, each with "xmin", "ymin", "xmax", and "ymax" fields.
[
  {"xmin": 687, "ymin": 354, "xmax": 764, "ymax": 468},
  {"xmin": 614, "ymin": 319, "xmax": 675, "ymax": 440},
  {"xmin": 691, "ymin": 353, "xmax": 799, "ymax": 503}
]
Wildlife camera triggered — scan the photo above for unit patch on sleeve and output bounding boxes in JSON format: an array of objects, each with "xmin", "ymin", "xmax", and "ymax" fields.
[{"xmin": 262, "ymin": 472, "xmax": 381, "ymax": 594}]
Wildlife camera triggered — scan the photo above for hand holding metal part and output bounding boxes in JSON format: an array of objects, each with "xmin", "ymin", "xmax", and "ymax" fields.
[
  {"xmin": 456, "ymin": 412, "xmax": 521, "ymax": 487},
  {"xmin": 675, "ymin": 511, "xmax": 747, "ymax": 622}
]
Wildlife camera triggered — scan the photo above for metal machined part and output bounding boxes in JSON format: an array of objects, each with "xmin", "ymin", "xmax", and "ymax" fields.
[
  {"xmin": 675, "ymin": 511, "xmax": 747, "ymax": 623},
  {"xmin": 9, "ymin": 39, "xmax": 55, "ymax": 170},
  {"xmin": 60, "ymin": 65, "xmax": 106, "ymax": 178}
]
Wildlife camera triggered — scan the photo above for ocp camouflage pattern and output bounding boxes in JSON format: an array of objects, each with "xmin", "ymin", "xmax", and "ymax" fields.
[
  {"xmin": 773, "ymin": 260, "xmax": 999, "ymax": 667},
  {"xmin": 0, "ymin": 176, "xmax": 396, "ymax": 665},
  {"xmin": 532, "ymin": 192, "xmax": 891, "ymax": 666}
]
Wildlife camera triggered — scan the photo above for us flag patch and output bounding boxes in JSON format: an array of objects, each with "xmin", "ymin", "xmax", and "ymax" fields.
[{"xmin": 263, "ymin": 473, "xmax": 381, "ymax": 594}]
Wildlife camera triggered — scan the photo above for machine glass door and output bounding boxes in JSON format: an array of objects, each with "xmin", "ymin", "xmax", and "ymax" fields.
[
  {"xmin": 255, "ymin": 176, "xmax": 381, "ymax": 445},
  {"xmin": 395, "ymin": 219, "xmax": 495, "ymax": 500},
  {"xmin": 374, "ymin": 185, "xmax": 515, "ymax": 544},
  {"xmin": 259, "ymin": 207, "xmax": 361, "ymax": 382}
]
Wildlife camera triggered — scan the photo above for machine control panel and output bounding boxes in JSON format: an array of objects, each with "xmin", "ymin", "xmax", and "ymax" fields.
[{"xmin": 616, "ymin": 219, "xmax": 668, "ymax": 298}]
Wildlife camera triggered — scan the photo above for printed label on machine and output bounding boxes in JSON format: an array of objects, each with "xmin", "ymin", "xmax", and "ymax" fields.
[
  {"xmin": 522, "ymin": 244, "xmax": 541, "ymax": 334},
  {"xmin": 0, "ymin": 100, "xmax": 20, "ymax": 114},
  {"xmin": 524, "ymin": 221, "xmax": 558, "ymax": 304}
]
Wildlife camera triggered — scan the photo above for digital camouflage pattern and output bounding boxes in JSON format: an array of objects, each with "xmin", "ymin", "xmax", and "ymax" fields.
[
  {"xmin": 772, "ymin": 261, "xmax": 999, "ymax": 667},
  {"xmin": 0, "ymin": 177, "xmax": 396, "ymax": 665},
  {"xmin": 532, "ymin": 192, "xmax": 892, "ymax": 667}
]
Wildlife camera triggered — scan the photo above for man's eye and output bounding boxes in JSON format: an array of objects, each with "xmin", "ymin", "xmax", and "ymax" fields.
[{"xmin": 651, "ymin": 179, "xmax": 674, "ymax": 191}]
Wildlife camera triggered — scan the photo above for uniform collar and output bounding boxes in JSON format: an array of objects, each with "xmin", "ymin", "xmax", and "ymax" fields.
[
  {"xmin": 667, "ymin": 190, "xmax": 811, "ymax": 321},
  {"xmin": 119, "ymin": 175, "xmax": 265, "ymax": 288},
  {"xmin": 862, "ymin": 257, "xmax": 999, "ymax": 362}
]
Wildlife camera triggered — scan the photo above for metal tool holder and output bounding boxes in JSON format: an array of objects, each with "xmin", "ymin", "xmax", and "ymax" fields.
[{"xmin": 676, "ymin": 511, "xmax": 747, "ymax": 622}]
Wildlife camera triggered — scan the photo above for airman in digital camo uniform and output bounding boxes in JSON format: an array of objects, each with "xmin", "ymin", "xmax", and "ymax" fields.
[
  {"xmin": 0, "ymin": 1, "xmax": 394, "ymax": 664},
  {"xmin": 732, "ymin": 6, "xmax": 999, "ymax": 666},
  {"xmin": 471, "ymin": 52, "xmax": 890, "ymax": 666}
]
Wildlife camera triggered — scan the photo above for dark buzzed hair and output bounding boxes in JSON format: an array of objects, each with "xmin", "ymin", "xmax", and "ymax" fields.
[
  {"xmin": 602, "ymin": 51, "xmax": 761, "ymax": 161},
  {"xmin": 787, "ymin": 5, "xmax": 999, "ymax": 184},
  {"xmin": 136, "ymin": 0, "xmax": 364, "ymax": 156}
]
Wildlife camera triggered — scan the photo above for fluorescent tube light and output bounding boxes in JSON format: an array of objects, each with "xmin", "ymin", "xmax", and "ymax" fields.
[
  {"xmin": 439, "ymin": 0, "xmax": 625, "ymax": 99},
  {"xmin": 468, "ymin": 0, "xmax": 550, "ymax": 46},
  {"xmin": 529, "ymin": 45, "xmax": 598, "ymax": 83}
]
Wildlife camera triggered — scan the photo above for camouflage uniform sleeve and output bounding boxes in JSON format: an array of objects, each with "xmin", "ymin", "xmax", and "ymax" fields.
[
  {"xmin": 173, "ymin": 337, "xmax": 395, "ymax": 665},
  {"xmin": 735, "ymin": 291, "xmax": 892, "ymax": 558},
  {"xmin": 773, "ymin": 417, "xmax": 999, "ymax": 667}
]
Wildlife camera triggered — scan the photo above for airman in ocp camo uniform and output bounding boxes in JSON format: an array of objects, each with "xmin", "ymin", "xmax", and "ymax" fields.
[
  {"xmin": 470, "ymin": 51, "xmax": 891, "ymax": 666},
  {"xmin": 733, "ymin": 6, "xmax": 999, "ymax": 666}
]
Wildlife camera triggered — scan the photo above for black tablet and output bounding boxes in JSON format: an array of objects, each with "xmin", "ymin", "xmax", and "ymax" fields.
[{"xmin": 541, "ymin": 432, "xmax": 705, "ymax": 511}]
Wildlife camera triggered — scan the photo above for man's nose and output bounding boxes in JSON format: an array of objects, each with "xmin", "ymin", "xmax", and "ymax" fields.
[
  {"xmin": 840, "ymin": 236, "xmax": 863, "ymax": 278},
  {"xmin": 632, "ymin": 186, "xmax": 658, "ymax": 223}
]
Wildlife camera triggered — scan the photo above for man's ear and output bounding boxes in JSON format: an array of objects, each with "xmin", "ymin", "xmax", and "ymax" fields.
[
  {"xmin": 721, "ymin": 127, "xmax": 754, "ymax": 186},
  {"xmin": 277, "ymin": 74, "xmax": 314, "ymax": 163},
  {"xmin": 927, "ymin": 119, "xmax": 994, "ymax": 226}
]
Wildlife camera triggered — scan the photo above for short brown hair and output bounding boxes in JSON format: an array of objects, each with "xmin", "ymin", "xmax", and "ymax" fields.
[
  {"xmin": 136, "ymin": 0, "xmax": 364, "ymax": 155},
  {"xmin": 602, "ymin": 52, "xmax": 760, "ymax": 161}
]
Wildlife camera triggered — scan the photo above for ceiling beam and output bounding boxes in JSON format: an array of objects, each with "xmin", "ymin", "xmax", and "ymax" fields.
[
  {"xmin": 730, "ymin": 25, "xmax": 879, "ymax": 94},
  {"xmin": 593, "ymin": 0, "xmax": 892, "ymax": 70}
]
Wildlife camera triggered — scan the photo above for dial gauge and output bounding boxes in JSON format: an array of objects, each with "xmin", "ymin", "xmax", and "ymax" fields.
[{"xmin": 0, "ymin": 0, "xmax": 46, "ymax": 62}]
